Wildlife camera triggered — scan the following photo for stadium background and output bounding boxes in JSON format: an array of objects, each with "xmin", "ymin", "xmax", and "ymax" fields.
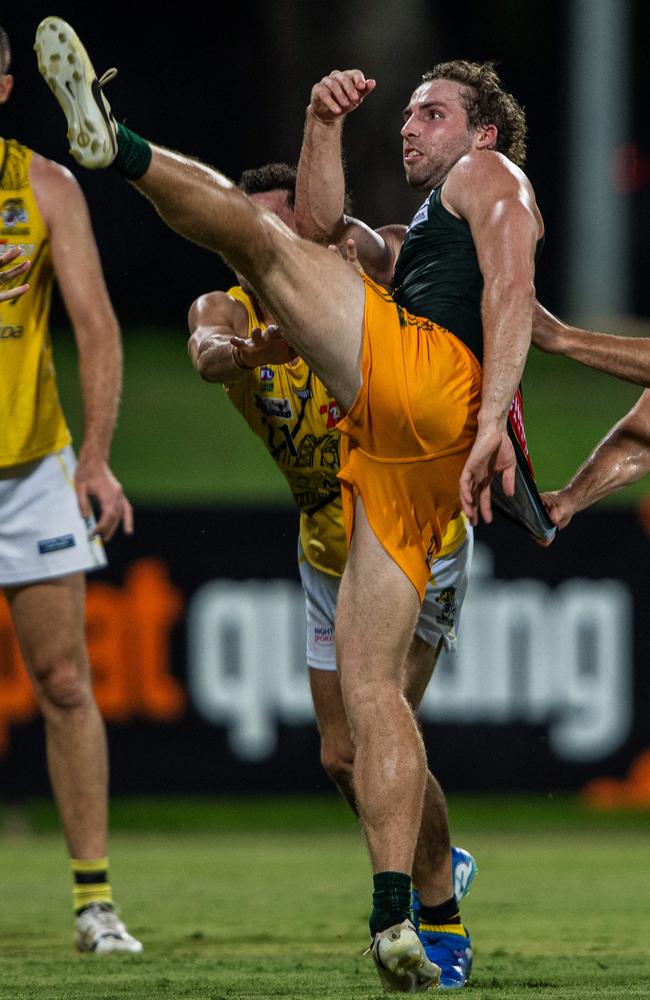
[{"xmin": 1, "ymin": 0, "xmax": 649, "ymax": 803}]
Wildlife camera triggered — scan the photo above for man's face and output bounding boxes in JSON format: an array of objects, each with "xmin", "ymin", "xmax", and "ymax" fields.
[{"xmin": 401, "ymin": 78, "xmax": 476, "ymax": 192}]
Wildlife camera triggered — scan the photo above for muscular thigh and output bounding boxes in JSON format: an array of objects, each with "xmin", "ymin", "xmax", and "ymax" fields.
[
  {"xmin": 246, "ymin": 212, "xmax": 366, "ymax": 410},
  {"xmin": 335, "ymin": 498, "xmax": 420, "ymax": 711},
  {"xmin": 5, "ymin": 572, "xmax": 89, "ymax": 680}
]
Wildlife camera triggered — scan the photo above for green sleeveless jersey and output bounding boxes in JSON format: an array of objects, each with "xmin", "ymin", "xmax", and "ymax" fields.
[
  {"xmin": 391, "ymin": 187, "xmax": 484, "ymax": 361},
  {"xmin": 391, "ymin": 187, "xmax": 543, "ymax": 365}
]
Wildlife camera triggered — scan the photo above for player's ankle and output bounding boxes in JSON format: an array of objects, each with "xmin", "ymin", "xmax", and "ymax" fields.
[
  {"xmin": 113, "ymin": 123, "xmax": 152, "ymax": 180},
  {"xmin": 369, "ymin": 871, "xmax": 412, "ymax": 935}
]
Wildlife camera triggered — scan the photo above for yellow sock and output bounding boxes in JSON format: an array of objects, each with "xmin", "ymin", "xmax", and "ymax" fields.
[
  {"xmin": 419, "ymin": 922, "xmax": 468, "ymax": 937},
  {"xmin": 70, "ymin": 857, "xmax": 113, "ymax": 913}
]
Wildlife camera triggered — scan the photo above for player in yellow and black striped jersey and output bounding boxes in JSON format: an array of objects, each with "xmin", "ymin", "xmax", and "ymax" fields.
[
  {"xmin": 188, "ymin": 161, "xmax": 478, "ymax": 930},
  {"xmin": 0, "ymin": 24, "xmax": 140, "ymax": 954}
]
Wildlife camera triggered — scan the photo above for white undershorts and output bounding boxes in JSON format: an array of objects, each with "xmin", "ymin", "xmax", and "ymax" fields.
[
  {"xmin": 299, "ymin": 527, "xmax": 473, "ymax": 670},
  {"xmin": 0, "ymin": 444, "xmax": 107, "ymax": 586}
]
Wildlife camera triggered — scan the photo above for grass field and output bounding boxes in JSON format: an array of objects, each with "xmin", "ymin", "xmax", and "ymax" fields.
[
  {"xmin": 51, "ymin": 327, "xmax": 648, "ymax": 506},
  {"xmin": 2, "ymin": 796, "xmax": 649, "ymax": 999}
]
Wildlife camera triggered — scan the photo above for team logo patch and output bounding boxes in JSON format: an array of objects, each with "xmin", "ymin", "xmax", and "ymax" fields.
[
  {"xmin": 436, "ymin": 587, "xmax": 457, "ymax": 627},
  {"xmin": 259, "ymin": 367, "xmax": 274, "ymax": 381},
  {"xmin": 255, "ymin": 395, "xmax": 294, "ymax": 419},
  {"xmin": 1, "ymin": 198, "xmax": 29, "ymax": 234},
  {"xmin": 406, "ymin": 193, "xmax": 431, "ymax": 232},
  {"xmin": 37, "ymin": 534, "xmax": 76, "ymax": 554}
]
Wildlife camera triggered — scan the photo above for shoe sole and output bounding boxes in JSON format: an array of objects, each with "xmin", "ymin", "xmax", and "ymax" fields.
[
  {"xmin": 34, "ymin": 17, "xmax": 116, "ymax": 168},
  {"xmin": 451, "ymin": 848, "xmax": 478, "ymax": 902},
  {"xmin": 75, "ymin": 931, "xmax": 143, "ymax": 955},
  {"xmin": 376, "ymin": 926, "xmax": 441, "ymax": 993}
]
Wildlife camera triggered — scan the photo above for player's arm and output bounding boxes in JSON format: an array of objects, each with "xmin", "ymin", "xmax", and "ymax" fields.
[
  {"xmin": 533, "ymin": 302, "xmax": 650, "ymax": 387},
  {"xmin": 31, "ymin": 154, "xmax": 132, "ymax": 540},
  {"xmin": 296, "ymin": 69, "xmax": 405, "ymax": 286},
  {"xmin": 188, "ymin": 291, "xmax": 297, "ymax": 383},
  {"xmin": 543, "ymin": 389, "xmax": 650, "ymax": 528},
  {"xmin": 446, "ymin": 154, "xmax": 542, "ymax": 523}
]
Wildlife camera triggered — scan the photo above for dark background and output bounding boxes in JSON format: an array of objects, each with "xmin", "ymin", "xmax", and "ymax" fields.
[
  {"xmin": 1, "ymin": 507, "xmax": 647, "ymax": 796},
  {"xmin": 3, "ymin": 1, "xmax": 649, "ymax": 329}
]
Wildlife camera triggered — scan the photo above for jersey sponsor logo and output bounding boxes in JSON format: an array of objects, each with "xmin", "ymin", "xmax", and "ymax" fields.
[
  {"xmin": 406, "ymin": 193, "xmax": 432, "ymax": 232},
  {"xmin": 254, "ymin": 395, "xmax": 294, "ymax": 419},
  {"xmin": 0, "ymin": 240, "xmax": 36, "ymax": 258},
  {"xmin": 259, "ymin": 367, "xmax": 274, "ymax": 381},
  {"xmin": 295, "ymin": 387, "xmax": 312, "ymax": 400},
  {"xmin": 0, "ymin": 325, "xmax": 24, "ymax": 340},
  {"xmin": 0, "ymin": 198, "xmax": 29, "ymax": 235},
  {"xmin": 319, "ymin": 400, "xmax": 340, "ymax": 429},
  {"xmin": 313, "ymin": 625, "xmax": 334, "ymax": 645},
  {"xmin": 37, "ymin": 533, "xmax": 76, "ymax": 554},
  {"xmin": 435, "ymin": 586, "xmax": 457, "ymax": 627}
]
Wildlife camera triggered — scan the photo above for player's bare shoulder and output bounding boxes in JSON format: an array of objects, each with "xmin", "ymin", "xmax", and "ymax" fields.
[
  {"xmin": 188, "ymin": 288, "xmax": 250, "ymax": 338},
  {"xmin": 29, "ymin": 151, "xmax": 85, "ymax": 226},
  {"xmin": 443, "ymin": 150, "xmax": 542, "ymax": 232}
]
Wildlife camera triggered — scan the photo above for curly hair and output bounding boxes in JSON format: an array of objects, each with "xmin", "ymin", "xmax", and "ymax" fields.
[
  {"xmin": 239, "ymin": 161, "xmax": 353, "ymax": 215},
  {"xmin": 239, "ymin": 163, "xmax": 297, "ymax": 208},
  {"xmin": 0, "ymin": 25, "xmax": 11, "ymax": 76},
  {"xmin": 422, "ymin": 60, "xmax": 527, "ymax": 167}
]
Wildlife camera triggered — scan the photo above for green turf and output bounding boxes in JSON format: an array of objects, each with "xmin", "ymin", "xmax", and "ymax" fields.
[
  {"xmin": 51, "ymin": 328, "xmax": 648, "ymax": 506},
  {"xmin": 1, "ymin": 797, "xmax": 649, "ymax": 998},
  {"xmin": 3, "ymin": 793, "xmax": 650, "ymax": 835}
]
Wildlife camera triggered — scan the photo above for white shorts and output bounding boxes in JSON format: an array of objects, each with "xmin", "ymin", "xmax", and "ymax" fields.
[
  {"xmin": 299, "ymin": 528, "xmax": 473, "ymax": 670},
  {"xmin": 0, "ymin": 445, "xmax": 106, "ymax": 586}
]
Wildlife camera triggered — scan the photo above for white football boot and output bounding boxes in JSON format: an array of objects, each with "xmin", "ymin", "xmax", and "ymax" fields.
[
  {"xmin": 368, "ymin": 918, "xmax": 440, "ymax": 992},
  {"xmin": 75, "ymin": 902, "xmax": 143, "ymax": 954},
  {"xmin": 34, "ymin": 16, "xmax": 118, "ymax": 168}
]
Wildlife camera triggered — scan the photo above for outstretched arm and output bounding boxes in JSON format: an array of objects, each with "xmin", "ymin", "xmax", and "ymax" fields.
[
  {"xmin": 32, "ymin": 154, "xmax": 132, "ymax": 540},
  {"xmin": 533, "ymin": 302, "xmax": 650, "ymax": 387},
  {"xmin": 188, "ymin": 291, "xmax": 297, "ymax": 383},
  {"xmin": 296, "ymin": 69, "xmax": 405, "ymax": 286},
  {"xmin": 446, "ymin": 153, "xmax": 542, "ymax": 524},
  {"xmin": 543, "ymin": 390, "xmax": 650, "ymax": 528}
]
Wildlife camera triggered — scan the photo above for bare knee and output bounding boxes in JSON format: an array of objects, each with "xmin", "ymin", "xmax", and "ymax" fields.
[
  {"xmin": 343, "ymin": 677, "xmax": 407, "ymax": 743},
  {"xmin": 321, "ymin": 736, "xmax": 355, "ymax": 790},
  {"xmin": 30, "ymin": 650, "xmax": 93, "ymax": 714}
]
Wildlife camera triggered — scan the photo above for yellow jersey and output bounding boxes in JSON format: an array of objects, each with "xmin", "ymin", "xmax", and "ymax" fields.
[
  {"xmin": 224, "ymin": 286, "xmax": 467, "ymax": 576},
  {"xmin": 0, "ymin": 139, "xmax": 70, "ymax": 467}
]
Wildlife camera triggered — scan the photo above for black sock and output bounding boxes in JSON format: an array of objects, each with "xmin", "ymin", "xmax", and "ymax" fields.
[
  {"xmin": 369, "ymin": 871, "xmax": 412, "ymax": 936},
  {"xmin": 419, "ymin": 895, "xmax": 461, "ymax": 926}
]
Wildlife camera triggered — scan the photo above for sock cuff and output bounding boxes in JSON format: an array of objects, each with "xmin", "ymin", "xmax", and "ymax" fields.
[
  {"xmin": 420, "ymin": 922, "xmax": 468, "ymax": 937},
  {"xmin": 113, "ymin": 123, "xmax": 152, "ymax": 180},
  {"xmin": 373, "ymin": 871, "xmax": 412, "ymax": 888},
  {"xmin": 70, "ymin": 857, "xmax": 109, "ymax": 874}
]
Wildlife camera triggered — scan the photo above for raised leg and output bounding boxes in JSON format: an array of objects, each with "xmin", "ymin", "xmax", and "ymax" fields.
[{"xmin": 133, "ymin": 148, "xmax": 366, "ymax": 410}]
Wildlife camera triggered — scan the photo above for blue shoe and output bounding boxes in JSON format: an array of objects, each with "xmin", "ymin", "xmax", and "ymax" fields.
[
  {"xmin": 418, "ymin": 927, "xmax": 472, "ymax": 989},
  {"xmin": 451, "ymin": 847, "xmax": 478, "ymax": 902},
  {"xmin": 411, "ymin": 846, "xmax": 478, "ymax": 928}
]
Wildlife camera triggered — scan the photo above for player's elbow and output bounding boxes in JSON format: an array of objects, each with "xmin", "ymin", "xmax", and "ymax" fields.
[{"xmin": 195, "ymin": 348, "xmax": 222, "ymax": 383}]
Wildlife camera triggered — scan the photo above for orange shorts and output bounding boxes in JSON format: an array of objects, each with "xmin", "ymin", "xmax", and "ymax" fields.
[{"xmin": 337, "ymin": 276, "xmax": 481, "ymax": 600}]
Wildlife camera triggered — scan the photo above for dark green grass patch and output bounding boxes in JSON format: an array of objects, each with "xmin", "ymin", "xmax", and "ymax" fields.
[{"xmin": 1, "ymin": 800, "xmax": 649, "ymax": 998}]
